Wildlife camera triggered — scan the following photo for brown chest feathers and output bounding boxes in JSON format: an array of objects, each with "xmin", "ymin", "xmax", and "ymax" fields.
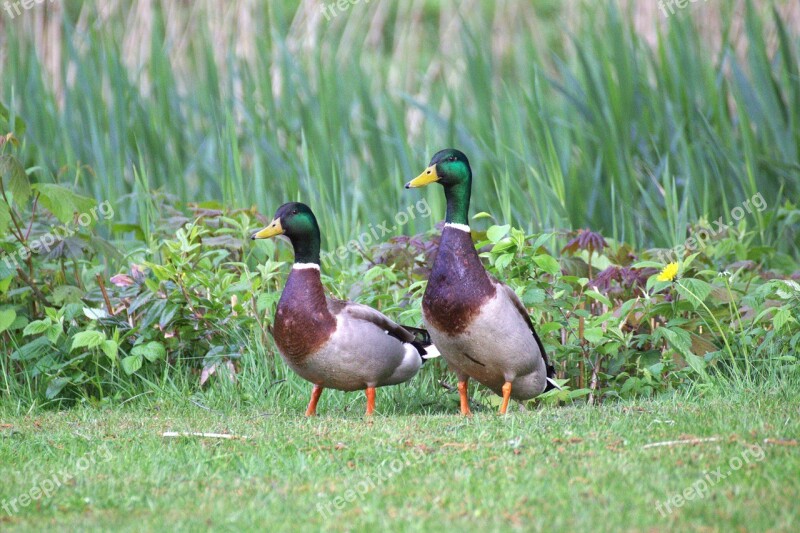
[
  {"xmin": 273, "ymin": 268, "xmax": 336, "ymax": 362},
  {"xmin": 422, "ymin": 226, "xmax": 496, "ymax": 335}
]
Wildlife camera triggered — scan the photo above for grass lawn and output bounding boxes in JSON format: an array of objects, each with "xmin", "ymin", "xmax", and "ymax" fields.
[
  {"xmin": 1, "ymin": 2, "xmax": 799, "ymax": 531},
  {"xmin": 1, "ymin": 382, "xmax": 798, "ymax": 532}
]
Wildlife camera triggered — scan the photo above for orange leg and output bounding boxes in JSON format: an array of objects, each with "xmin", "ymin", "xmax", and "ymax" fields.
[
  {"xmin": 457, "ymin": 380, "xmax": 472, "ymax": 416},
  {"xmin": 499, "ymin": 381, "xmax": 512, "ymax": 415},
  {"xmin": 305, "ymin": 384, "xmax": 323, "ymax": 417},
  {"xmin": 365, "ymin": 387, "xmax": 376, "ymax": 416}
]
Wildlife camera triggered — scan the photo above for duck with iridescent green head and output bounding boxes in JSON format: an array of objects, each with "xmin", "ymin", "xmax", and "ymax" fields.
[
  {"xmin": 252, "ymin": 202, "xmax": 438, "ymax": 416},
  {"xmin": 406, "ymin": 149, "xmax": 559, "ymax": 415}
]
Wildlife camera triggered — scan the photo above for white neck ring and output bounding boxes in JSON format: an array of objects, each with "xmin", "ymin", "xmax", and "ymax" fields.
[
  {"xmin": 444, "ymin": 223, "xmax": 471, "ymax": 232},
  {"xmin": 293, "ymin": 263, "xmax": 321, "ymax": 271}
]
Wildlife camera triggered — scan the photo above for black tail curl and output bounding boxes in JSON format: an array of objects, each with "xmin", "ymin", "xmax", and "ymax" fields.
[{"xmin": 402, "ymin": 325, "xmax": 436, "ymax": 362}]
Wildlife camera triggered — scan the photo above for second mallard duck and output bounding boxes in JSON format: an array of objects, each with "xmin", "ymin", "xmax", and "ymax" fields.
[
  {"xmin": 406, "ymin": 149, "xmax": 559, "ymax": 415},
  {"xmin": 251, "ymin": 202, "xmax": 438, "ymax": 416}
]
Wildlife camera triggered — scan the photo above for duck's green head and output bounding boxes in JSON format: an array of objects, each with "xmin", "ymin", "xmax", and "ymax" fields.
[
  {"xmin": 251, "ymin": 202, "xmax": 321, "ymax": 264},
  {"xmin": 405, "ymin": 148, "xmax": 471, "ymax": 189},
  {"xmin": 405, "ymin": 149, "xmax": 472, "ymax": 225}
]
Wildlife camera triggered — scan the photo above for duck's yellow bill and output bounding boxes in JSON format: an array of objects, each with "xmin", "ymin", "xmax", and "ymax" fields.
[
  {"xmin": 405, "ymin": 165, "xmax": 439, "ymax": 189},
  {"xmin": 251, "ymin": 219, "xmax": 284, "ymax": 240}
]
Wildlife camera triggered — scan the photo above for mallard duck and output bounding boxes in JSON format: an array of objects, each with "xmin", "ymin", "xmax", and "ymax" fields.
[
  {"xmin": 405, "ymin": 149, "xmax": 559, "ymax": 415},
  {"xmin": 251, "ymin": 202, "xmax": 438, "ymax": 416}
]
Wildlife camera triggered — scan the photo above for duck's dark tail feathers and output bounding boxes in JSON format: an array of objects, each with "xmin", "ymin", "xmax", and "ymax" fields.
[
  {"xmin": 544, "ymin": 360, "xmax": 562, "ymax": 391},
  {"xmin": 531, "ymin": 327, "xmax": 562, "ymax": 392},
  {"xmin": 403, "ymin": 326, "xmax": 441, "ymax": 363}
]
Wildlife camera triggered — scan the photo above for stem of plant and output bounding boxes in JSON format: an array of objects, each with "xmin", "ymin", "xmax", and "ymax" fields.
[{"xmin": 677, "ymin": 281, "xmax": 742, "ymax": 379}]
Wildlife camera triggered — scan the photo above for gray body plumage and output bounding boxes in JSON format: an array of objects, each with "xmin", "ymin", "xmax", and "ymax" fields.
[
  {"xmin": 280, "ymin": 300, "xmax": 424, "ymax": 392},
  {"xmin": 424, "ymin": 280, "xmax": 548, "ymax": 400}
]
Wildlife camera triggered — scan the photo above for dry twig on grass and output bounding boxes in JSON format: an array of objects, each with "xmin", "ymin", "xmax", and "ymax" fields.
[
  {"xmin": 162, "ymin": 432, "xmax": 248, "ymax": 440},
  {"xmin": 642, "ymin": 437, "xmax": 721, "ymax": 449}
]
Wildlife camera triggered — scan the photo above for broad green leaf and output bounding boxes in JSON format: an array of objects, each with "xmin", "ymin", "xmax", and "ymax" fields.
[
  {"xmin": 530, "ymin": 233, "xmax": 554, "ymax": 252},
  {"xmin": 0, "ymin": 275, "xmax": 12, "ymax": 294},
  {"xmin": 510, "ymin": 227, "xmax": 526, "ymax": 247},
  {"xmin": 533, "ymin": 254, "xmax": 560, "ymax": 276},
  {"xmin": 0, "ymin": 256, "xmax": 17, "ymax": 280},
  {"xmin": 101, "ymin": 340, "xmax": 118, "ymax": 361},
  {"xmin": 494, "ymin": 253, "xmax": 513, "ymax": 271},
  {"xmin": 256, "ymin": 292, "xmax": 280, "ymax": 314},
  {"xmin": 489, "ymin": 240, "xmax": 516, "ymax": 254},
  {"xmin": 522, "ymin": 287, "xmax": 546, "ymax": 305},
  {"xmin": 631, "ymin": 261, "xmax": 664, "ymax": 268},
  {"xmin": 676, "ymin": 279, "xmax": 713, "ymax": 309},
  {"xmin": 0, "ymin": 101, "xmax": 26, "ymax": 135},
  {"xmin": 158, "ymin": 304, "xmax": 180, "ymax": 329},
  {"xmin": 148, "ymin": 264, "xmax": 173, "ymax": 281},
  {"xmin": 670, "ymin": 327, "xmax": 693, "ymax": 353},
  {"xmin": 23, "ymin": 318, "xmax": 51, "ymax": 336},
  {"xmin": 71, "ymin": 330, "xmax": 106, "ymax": 350},
  {"xmin": 773, "ymin": 308, "xmax": 792, "ymax": 332},
  {"xmin": 11, "ymin": 336, "xmax": 52, "ymax": 361},
  {"xmin": 132, "ymin": 341, "xmax": 166, "ymax": 362},
  {"xmin": 0, "ymin": 308, "xmax": 16, "ymax": 334},
  {"xmin": 0, "ymin": 201, "xmax": 11, "ymax": 235},
  {"xmin": 583, "ymin": 327, "xmax": 605, "ymax": 344},
  {"xmin": 585, "ymin": 290, "xmax": 612, "ymax": 307},
  {"xmin": 83, "ymin": 307, "xmax": 110, "ymax": 320},
  {"xmin": 45, "ymin": 324, "xmax": 62, "ymax": 344},
  {"xmin": 567, "ymin": 388, "xmax": 592, "ymax": 399},
  {"xmin": 486, "ymin": 224, "xmax": 511, "ymax": 243},
  {"xmin": 0, "ymin": 154, "xmax": 30, "ymax": 206},
  {"xmin": 616, "ymin": 298, "xmax": 639, "ymax": 317},
  {"xmin": 659, "ymin": 326, "xmax": 693, "ymax": 354},
  {"xmin": 121, "ymin": 354, "xmax": 143, "ymax": 375},
  {"xmin": 30, "ymin": 183, "xmax": 97, "ymax": 224},
  {"xmin": 684, "ymin": 352, "xmax": 709, "ymax": 380},
  {"xmin": 776, "ymin": 280, "xmax": 800, "ymax": 299},
  {"xmin": 8, "ymin": 315, "xmax": 26, "ymax": 332},
  {"xmin": 45, "ymin": 377, "xmax": 70, "ymax": 400},
  {"xmin": 52, "ymin": 285, "xmax": 84, "ymax": 306},
  {"xmin": 647, "ymin": 276, "xmax": 673, "ymax": 293},
  {"xmin": 538, "ymin": 322, "xmax": 562, "ymax": 335},
  {"xmin": 682, "ymin": 253, "xmax": 701, "ymax": 271}
]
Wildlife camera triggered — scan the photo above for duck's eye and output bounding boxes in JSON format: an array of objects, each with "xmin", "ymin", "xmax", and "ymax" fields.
[
  {"xmin": 448, "ymin": 156, "xmax": 457, "ymax": 162},
  {"xmin": 292, "ymin": 209, "xmax": 298, "ymax": 215}
]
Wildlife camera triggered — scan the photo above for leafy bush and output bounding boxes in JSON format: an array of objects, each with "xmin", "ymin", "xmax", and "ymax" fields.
[
  {"xmin": 2, "ymin": 124, "xmax": 799, "ymax": 407},
  {"xmin": 2, "ymin": 1, "xmax": 800, "ymax": 406}
]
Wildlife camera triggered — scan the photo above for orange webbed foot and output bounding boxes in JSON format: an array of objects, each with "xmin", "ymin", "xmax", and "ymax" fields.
[
  {"xmin": 365, "ymin": 386, "xmax": 376, "ymax": 416},
  {"xmin": 458, "ymin": 380, "xmax": 472, "ymax": 416},
  {"xmin": 499, "ymin": 382, "xmax": 512, "ymax": 415},
  {"xmin": 305, "ymin": 384, "xmax": 323, "ymax": 417}
]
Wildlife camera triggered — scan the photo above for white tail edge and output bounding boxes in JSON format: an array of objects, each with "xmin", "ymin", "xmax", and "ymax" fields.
[
  {"xmin": 546, "ymin": 377, "xmax": 563, "ymax": 390},
  {"xmin": 423, "ymin": 344, "xmax": 441, "ymax": 359}
]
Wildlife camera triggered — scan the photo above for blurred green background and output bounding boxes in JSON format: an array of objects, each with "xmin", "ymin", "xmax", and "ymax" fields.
[
  {"xmin": 2, "ymin": 7, "xmax": 799, "ymax": 530},
  {"xmin": 1, "ymin": 0, "xmax": 798, "ymax": 256}
]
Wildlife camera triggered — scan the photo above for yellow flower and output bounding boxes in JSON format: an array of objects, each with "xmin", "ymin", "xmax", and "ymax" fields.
[{"xmin": 657, "ymin": 262, "xmax": 679, "ymax": 282}]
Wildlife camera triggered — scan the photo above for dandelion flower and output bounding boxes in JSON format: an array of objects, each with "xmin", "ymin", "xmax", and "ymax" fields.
[{"xmin": 657, "ymin": 262, "xmax": 679, "ymax": 282}]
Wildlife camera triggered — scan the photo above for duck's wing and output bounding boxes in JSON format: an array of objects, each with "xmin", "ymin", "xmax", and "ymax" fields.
[
  {"xmin": 328, "ymin": 299, "xmax": 437, "ymax": 359},
  {"xmin": 328, "ymin": 299, "xmax": 416, "ymax": 344},
  {"xmin": 492, "ymin": 278, "xmax": 560, "ymax": 391}
]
